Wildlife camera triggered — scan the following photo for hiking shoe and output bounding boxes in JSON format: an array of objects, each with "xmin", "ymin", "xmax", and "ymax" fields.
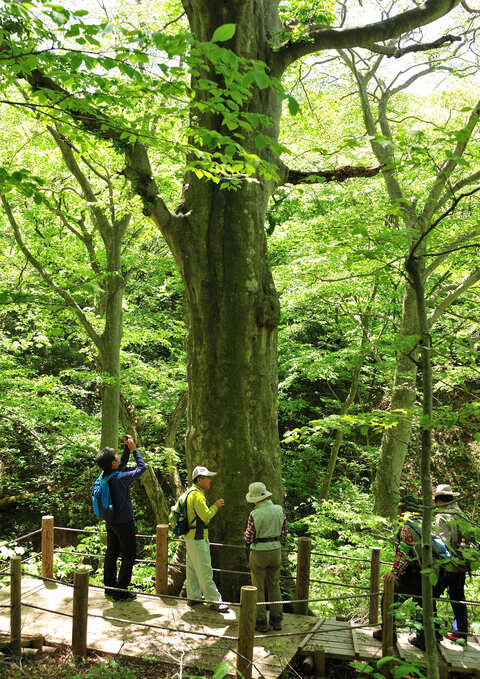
[
  {"xmin": 408, "ymin": 634, "xmax": 425, "ymax": 651},
  {"xmin": 210, "ymin": 602, "xmax": 229, "ymax": 613},
  {"xmin": 112, "ymin": 591, "xmax": 137, "ymax": 601},
  {"xmin": 446, "ymin": 632, "xmax": 467, "ymax": 643},
  {"xmin": 255, "ymin": 620, "xmax": 268, "ymax": 633},
  {"xmin": 187, "ymin": 599, "xmax": 203, "ymax": 607}
]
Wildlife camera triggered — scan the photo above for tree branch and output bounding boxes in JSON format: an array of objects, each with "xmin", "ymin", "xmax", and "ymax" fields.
[
  {"xmin": 20, "ymin": 68, "xmax": 177, "ymax": 237},
  {"xmin": 274, "ymin": 0, "xmax": 462, "ymax": 72},
  {"xmin": 368, "ymin": 33, "xmax": 461, "ymax": 58},
  {"xmin": 428, "ymin": 267, "xmax": 480, "ymax": 327},
  {"xmin": 425, "ymin": 229, "xmax": 479, "ymax": 275},
  {"xmin": 0, "ymin": 193, "xmax": 103, "ymax": 352},
  {"xmin": 421, "ymin": 101, "xmax": 480, "ymax": 222},
  {"xmin": 437, "ymin": 168, "xmax": 480, "ymax": 211},
  {"xmin": 281, "ymin": 163, "xmax": 383, "ymax": 185}
]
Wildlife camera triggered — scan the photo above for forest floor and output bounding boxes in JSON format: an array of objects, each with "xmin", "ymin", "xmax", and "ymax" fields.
[{"xmin": 0, "ymin": 646, "xmax": 360, "ymax": 679}]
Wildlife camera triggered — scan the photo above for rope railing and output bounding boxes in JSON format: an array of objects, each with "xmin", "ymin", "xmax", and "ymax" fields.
[
  {"xmin": 53, "ymin": 548, "xmax": 157, "ymax": 565},
  {"xmin": 53, "ymin": 526, "xmax": 155, "ymax": 539},
  {"xmin": 1, "ymin": 537, "xmax": 479, "ymax": 679},
  {"xmin": 311, "ymin": 550, "xmax": 394, "ymax": 566}
]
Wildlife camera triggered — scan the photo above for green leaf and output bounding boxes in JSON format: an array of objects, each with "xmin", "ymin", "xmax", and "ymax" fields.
[
  {"xmin": 211, "ymin": 24, "xmax": 236, "ymax": 43},
  {"xmin": 254, "ymin": 70, "xmax": 270, "ymax": 89},
  {"xmin": 287, "ymin": 96, "xmax": 300, "ymax": 116},
  {"xmin": 213, "ymin": 661, "xmax": 235, "ymax": 679}
]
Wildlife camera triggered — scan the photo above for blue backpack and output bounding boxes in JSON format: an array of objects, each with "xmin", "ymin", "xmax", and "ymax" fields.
[
  {"xmin": 170, "ymin": 489, "xmax": 195, "ymax": 537},
  {"xmin": 407, "ymin": 520, "xmax": 452, "ymax": 563},
  {"xmin": 92, "ymin": 471, "xmax": 119, "ymax": 521}
]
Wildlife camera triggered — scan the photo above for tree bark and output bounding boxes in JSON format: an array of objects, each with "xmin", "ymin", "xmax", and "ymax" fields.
[
  {"xmin": 175, "ymin": 0, "xmax": 285, "ymax": 598},
  {"xmin": 406, "ymin": 252, "xmax": 439, "ymax": 679},
  {"xmin": 374, "ymin": 283, "xmax": 418, "ymax": 517},
  {"xmin": 98, "ymin": 231, "xmax": 125, "ymax": 449}
]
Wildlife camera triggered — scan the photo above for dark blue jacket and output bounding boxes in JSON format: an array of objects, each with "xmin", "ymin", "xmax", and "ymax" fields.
[{"xmin": 104, "ymin": 445, "xmax": 146, "ymax": 524}]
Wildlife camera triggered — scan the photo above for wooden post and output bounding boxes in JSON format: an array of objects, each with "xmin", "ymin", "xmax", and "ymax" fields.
[
  {"xmin": 237, "ymin": 585, "xmax": 257, "ymax": 679},
  {"xmin": 295, "ymin": 537, "xmax": 311, "ymax": 615},
  {"xmin": 382, "ymin": 577, "xmax": 395, "ymax": 677},
  {"xmin": 313, "ymin": 646, "xmax": 326, "ymax": 679},
  {"xmin": 72, "ymin": 565, "xmax": 90, "ymax": 657},
  {"xmin": 41, "ymin": 515, "xmax": 54, "ymax": 579},
  {"xmin": 10, "ymin": 555, "xmax": 21, "ymax": 657},
  {"xmin": 155, "ymin": 524, "xmax": 168, "ymax": 595},
  {"xmin": 369, "ymin": 547, "xmax": 381, "ymax": 624}
]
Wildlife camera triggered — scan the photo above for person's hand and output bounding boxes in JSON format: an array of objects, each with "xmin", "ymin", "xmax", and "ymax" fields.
[
  {"xmin": 124, "ymin": 435, "xmax": 136, "ymax": 451},
  {"xmin": 214, "ymin": 498, "xmax": 225, "ymax": 508},
  {"xmin": 384, "ymin": 571, "xmax": 396, "ymax": 583}
]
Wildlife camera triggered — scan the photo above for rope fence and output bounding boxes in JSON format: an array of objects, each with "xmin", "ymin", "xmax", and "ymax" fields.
[{"xmin": 2, "ymin": 516, "xmax": 480, "ymax": 678}]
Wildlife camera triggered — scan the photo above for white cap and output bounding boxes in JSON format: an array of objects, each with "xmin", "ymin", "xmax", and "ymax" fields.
[{"xmin": 192, "ymin": 465, "xmax": 217, "ymax": 481}]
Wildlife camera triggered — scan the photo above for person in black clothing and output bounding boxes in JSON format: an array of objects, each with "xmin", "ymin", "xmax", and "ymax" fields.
[{"xmin": 96, "ymin": 435, "xmax": 146, "ymax": 600}]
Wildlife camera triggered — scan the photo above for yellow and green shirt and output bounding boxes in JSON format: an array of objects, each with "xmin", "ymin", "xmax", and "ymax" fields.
[{"xmin": 185, "ymin": 485, "xmax": 218, "ymax": 540}]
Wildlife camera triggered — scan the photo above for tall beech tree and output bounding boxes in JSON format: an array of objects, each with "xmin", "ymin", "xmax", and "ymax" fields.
[{"xmin": 0, "ymin": 0, "xmax": 467, "ymax": 591}]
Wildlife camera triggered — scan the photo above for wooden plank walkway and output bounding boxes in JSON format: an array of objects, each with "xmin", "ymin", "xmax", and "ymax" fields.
[
  {"xmin": 304, "ymin": 619, "xmax": 480, "ymax": 675},
  {"xmin": 0, "ymin": 578, "xmax": 316, "ymax": 679},
  {"xmin": 2, "ymin": 578, "xmax": 480, "ymax": 676}
]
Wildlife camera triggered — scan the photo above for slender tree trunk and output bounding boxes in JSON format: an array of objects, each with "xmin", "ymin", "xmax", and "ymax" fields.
[
  {"xmin": 320, "ymin": 317, "xmax": 370, "ymax": 500},
  {"xmin": 99, "ymin": 236, "xmax": 124, "ymax": 449},
  {"xmin": 406, "ymin": 252, "xmax": 439, "ymax": 679},
  {"xmin": 374, "ymin": 283, "xmax": 419, "ymax": 516}
]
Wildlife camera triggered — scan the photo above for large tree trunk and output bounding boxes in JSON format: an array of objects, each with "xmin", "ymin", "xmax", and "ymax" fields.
[
  {"xmin": 374, "ymin": 283, "xmax": 419, "ymax": 516},
  {"xmin": 177, "ymin": 0, "xmax": 285, "ymax": 599}
]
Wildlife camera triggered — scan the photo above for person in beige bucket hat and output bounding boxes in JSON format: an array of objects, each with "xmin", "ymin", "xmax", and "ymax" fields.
[
  {"xmin": 244, "ymin": 482, "xmax": 287, "ymax": 632},
  {"xmin": 434, "ymin": 484, "xmax": 460, "ymax": 499},
  {"xmin": 433, "ymin": 482, "xmax": 468, "ymax": 642}
]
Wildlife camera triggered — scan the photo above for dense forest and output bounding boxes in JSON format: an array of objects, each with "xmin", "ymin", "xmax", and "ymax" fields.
[{"xmin": 1, "ymin": 1, "xmax": 480, "ymax": 678}]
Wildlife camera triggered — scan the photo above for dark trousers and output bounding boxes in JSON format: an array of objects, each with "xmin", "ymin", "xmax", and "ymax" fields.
[
  {"xmin": 104, "ymin": 520, "xmax": 136, "ymax": 596},
  {"xmin": 380, "ymin": 568, "xmax": 423, "ymax": 635},
  {"xmin": 433, "ymin": 571, "xmax": 468, "ymax": 637}
]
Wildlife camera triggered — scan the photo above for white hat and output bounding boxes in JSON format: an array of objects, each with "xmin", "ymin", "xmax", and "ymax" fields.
[
  {"xmin": 434, "ymin": 484, "xmax": 460, "ymax": 498},
  {"xmin": 246, "ymin": 482, "xmax": 272, "ymax": 503},
  {"xmin": 192, "ymin": 465, "xmax": 217, "ymax": 481}
]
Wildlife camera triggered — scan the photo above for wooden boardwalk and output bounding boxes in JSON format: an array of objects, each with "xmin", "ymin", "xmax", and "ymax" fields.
[
  {"xmin": 0, "ymin": 577, "xmax": 316, "ymax": 679},
  {"xmin": 2, "ymin": 578, "xmax": 480, "ymax": 676},
  {"xmin": 303, "ymin": 618, "xmax": 480, "ymax": 676}
]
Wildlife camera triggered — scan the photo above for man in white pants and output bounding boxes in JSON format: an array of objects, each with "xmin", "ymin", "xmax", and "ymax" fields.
[{"xmin": 184, "ymin": 465, "xmax": 228, "ymax": 611}]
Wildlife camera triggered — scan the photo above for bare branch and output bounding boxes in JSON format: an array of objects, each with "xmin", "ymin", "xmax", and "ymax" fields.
[
  {"xmin": 368, "ymin": 33, "xmax": 461, "ymax": 58},
  {"xmin": 461, "ymin": 0, "xmax": 480, "ymax": 13},
  {"xmin": 274, "ymin": 0, "xmax": 462, "ymax": 73},
  {"xmin": 281, "ymin": 163, "xmax": 383, "ymax": 185}
]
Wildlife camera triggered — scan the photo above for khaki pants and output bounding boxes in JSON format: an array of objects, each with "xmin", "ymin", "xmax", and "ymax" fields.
[
  {"xmin": 185, "ymin": 538, "xmax": 222, "ymax": 603},
  {"xmin": 249, "ymin": 548, "xmax": 282, "ymax": 622}
]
